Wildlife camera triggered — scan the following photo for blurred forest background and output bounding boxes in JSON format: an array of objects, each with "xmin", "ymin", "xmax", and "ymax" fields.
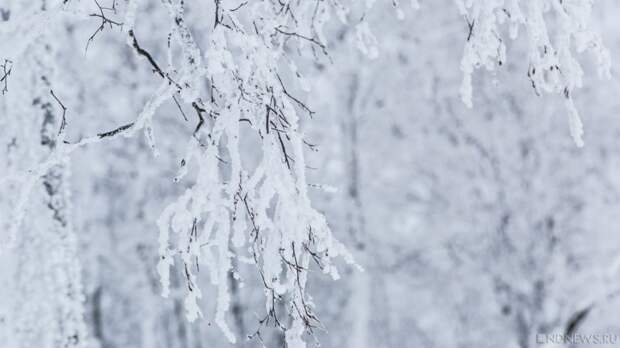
[{"xmin": 2, "ymin": 1, "xmax": 620, "ymax": 348}]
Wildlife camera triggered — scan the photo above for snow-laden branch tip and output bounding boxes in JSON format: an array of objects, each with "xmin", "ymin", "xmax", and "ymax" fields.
[{"xmin": 456, "ymin": 0, "xmax": 611, "ymax": 147}]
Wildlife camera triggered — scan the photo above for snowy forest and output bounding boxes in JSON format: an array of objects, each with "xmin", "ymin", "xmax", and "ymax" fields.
[{"xmin": 2, "ymin": 0, "xmax": 620, "ymax": 347}]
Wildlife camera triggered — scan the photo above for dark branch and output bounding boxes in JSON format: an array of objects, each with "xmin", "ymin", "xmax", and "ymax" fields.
[
  {"xmin": 86, "ymin": 0, "xmax": 123, "ymax": 52},
  {"xmin": 50, "ymin": 90, "xmax": 67, "ymax": 136},
  {"xmin": 0, "ymin": 59, "xmax": 12, "ymax": 95},
  {"xmin": 97, "ymin": 122, "xmax": 134, "ymax": 139}
]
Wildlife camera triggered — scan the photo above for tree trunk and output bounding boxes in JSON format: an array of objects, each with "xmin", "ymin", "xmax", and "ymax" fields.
[{"xmin": 342, "ymin": 72, "xmax": 371, "ymax": 348}]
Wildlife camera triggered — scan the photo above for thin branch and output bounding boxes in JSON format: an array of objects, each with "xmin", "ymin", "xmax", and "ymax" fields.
[
  {"xmin": 50, "ymin": 90, "xmax": 67, "ymax": 136},
  {"xmin": 97, "ymin": 122, "xmax": 134, "ymax": 139},
  {"xmin": 275, "ymin": 73, "xmax": 314, "ymax": 116},
  {"xmin": 0, "ymin": 59, "xmax": 12, "ymax": 95},
  {"xmin": 86, "ymin": 0, "xmax": 123, "ymax": 52}
]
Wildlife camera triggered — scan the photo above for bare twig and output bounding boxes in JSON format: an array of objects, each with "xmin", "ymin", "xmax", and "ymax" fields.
[
  {"xmin": 86, "ymin": 0, "xmax": 123, "ymax": 52},
  {"xmin": 275, "ymin": 26, "xmax": 328, "ymax": 57},
  {"xmin": 275, "ymin": 73, "xmax": 314, "ymax": 117},
  {"xmin": 50, "ymin": 90, "xmax": 67, "ymax": 136},
  {"xmin": 0, "ymin": 59, "xmax": 12, "ymax": 95}
]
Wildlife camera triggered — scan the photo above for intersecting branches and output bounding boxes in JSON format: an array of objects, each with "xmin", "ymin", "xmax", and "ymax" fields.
[
  {"xmin": 290, "ymin": 242, "xmax": 324, "ymax": 333},
  {"xmin": 236, "ymin": 183, "xmax": 327, "ymax": 344},
  {"xmin": 0, "ymin": 59, "xmax": 12, "ymax": 95},
  {"xmin": 233, "ymin": 186, "xmax": 289, "ymax": 342},
  {"xmin": 86, "ymin": 0, "xmax": 123, "ymax": 52},
  {"xmin": 213, "ymin": 0, "xmax": 247, "ymax": 31},
  {"xmin": 128, "ymin": 29, "xmax": 207, "ymax": 134},
  {"xmin": 248, "ymin": 290, "xmax": 286, "ymax": 345},
  {"xmin": 108, "ymin": 2, "xmax": 351, "ymax": 345}
]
